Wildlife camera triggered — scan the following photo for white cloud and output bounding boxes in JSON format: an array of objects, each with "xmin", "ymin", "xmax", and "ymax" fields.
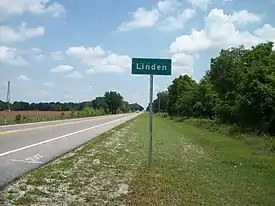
[
  {"xmin": 34, "ymin": 54, "xmax": 45, "ymax": 61},
  {"xmin": 64, "ymin": 71, "xmax": 83, "ymax": 79},
  {"xmin": 27, "ymin": 47, "xmax": 45, "ymax": 61},
  {"xmin": 0, "ymin": 46, "xmax": 29, "ymax": 66},
  {"xmin": 0, "ymin": 0, "xmax": 66, "ymax": 21},
  {"xmin": 44, "ymin": 82, "xmax": 54, "ymax": 87},
  {"xmin": 158, "ymin": 9, "xmax": 196, "ymax": 30},
  {"xmin": 17, "ymin": 75, "xmax": 31, "ymax": 81},
  {"xmin": 169, "ymin": 9, "xmax": 271, "ymax": 54},
  {"xmin": 51, "ymin": 65, "xmax": 74, "ymax": 73},
  {"xmin": 31, "ymin": 48, "xmax": 42, "ymax": 53},
  {"xmin": 0, "ymin": 22, "xmax": 44, "ymax": 43},
  {"xmin": 172, "ymin": 53, "xmax": 197, "ymax": 75},
  {"xmin": 229, "ymin": 10, "xmax": 261, "ymax": 24},
  {"xmin": 117, "ymin": 0, "xmax": 196, "ymax": 31},
  {"xmin": 254, "ymin": 24, "xmax": 275, "ymax": 42},
  {"xmin": 67, "ymin": 46, "xmax": 131, "ymax": 73},
  {"xmin": 187, "ymin": 0, "xmax": 211, "ymax": 11},
  {"xmin": 118, "ymin": 8, "xmax": 159, "ymax": 31},
  {"xmin": 170, "ymin": 29, "xmax": 211, "ymax": 53},
  {"xmin": 67, "ymin": 46, "xmax": 105, "ymax": 58},
  {"xmin": 50, "ymin": 51, "xmax": 64, "ymax": 60},
  {"xmin": 205, "ymin": 9, "xmax": 260, "ymax": 25},
  {"xmin": 157, "ymin": 0, "xmax": 182, "ymax": 14}
]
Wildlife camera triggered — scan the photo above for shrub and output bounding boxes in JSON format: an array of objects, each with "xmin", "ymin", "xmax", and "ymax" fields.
[
  {"xmin": 15, "ymin": 114, "xmax": 22, "ymax": 122},
  {"xmin": 70, "ymin": 111, "xmax": 75, "ymax": 118},
  {"xmin": 60, "ymin": 112, "xmax": 65, "ymax": 118}
]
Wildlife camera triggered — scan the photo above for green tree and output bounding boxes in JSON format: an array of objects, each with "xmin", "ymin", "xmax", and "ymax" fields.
[
  {"xmin": 11, "ymin": 101, "xmax": 30, "ymax": 111},
  {"xmin": 152, "ymin": 91, "xmax": 168, "ymax": 113},
  {"xmin": 208, "ymin": 42, "xmax": 275, "ymax": 133},
  {"xmin": 167, "ymin": 75, "xmax": 198, "ymax": 116},
  {"xmin": 0, "ymin": 100, "xmax": 8, "ymax": 111},
  {"xmin": 104, "ymin": 91, "xmax": 123, "ymax": 114},
  {"xmin": 92, "ymin": 97, "xmax": 108, "ymax": 113},
  {"xmin": 129, "ymin": 103, "xmax": 144, "ymax": 112},
  {"xmin": 121, "ymin": 101, "xmax": 130, "ymax": 113},
  {"xmin": 193, "ymin": 77, "xmax": 218, "ymax": 118}
]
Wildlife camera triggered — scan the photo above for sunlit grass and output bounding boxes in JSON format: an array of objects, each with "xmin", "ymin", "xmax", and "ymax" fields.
[{"xmin": 1, "ymin": 114, "xmax": 274, "ymax": 205}]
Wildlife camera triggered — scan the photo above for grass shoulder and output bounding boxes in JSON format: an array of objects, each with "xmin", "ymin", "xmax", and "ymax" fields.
[
  {"xmin": 1, "ymin": 114, "xmax": 274, "ymax": 205},
  {"xmin": 163, "ymin": 114, "xmax": 275, "ymax": 155}
]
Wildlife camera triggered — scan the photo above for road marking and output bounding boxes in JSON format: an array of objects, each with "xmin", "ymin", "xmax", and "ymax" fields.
[
  {"xmin": 0, "ymin": 114, "xmax": 136, "ymax": 157},
  {"xmin": 11, "ymin": 154, "xmax": 44, "ymax": 164},
  {"xmin": 0, "ymin": 115, "xmax": 126, "ymax": 135},
  {"xmin": 11, "ymin": 159, "xmax": 43, "ymax": 164},
  {"xmin": 26, "ymin": 154, "xmax": 44, "ymax": 162}
]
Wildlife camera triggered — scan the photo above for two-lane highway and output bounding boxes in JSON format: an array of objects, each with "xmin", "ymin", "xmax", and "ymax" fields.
[{"xmin": 0, "ymin": 113, "xmax": 139, "ymax": 188}]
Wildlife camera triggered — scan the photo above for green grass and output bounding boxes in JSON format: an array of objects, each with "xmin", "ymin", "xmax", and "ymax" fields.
[
  {"xmin": 1, "ymin": 114, "xmax": 274, "ymax": 205},
  {"xmin": 176, "ymin": 117, "xmax": 275, "ymax": 155}
]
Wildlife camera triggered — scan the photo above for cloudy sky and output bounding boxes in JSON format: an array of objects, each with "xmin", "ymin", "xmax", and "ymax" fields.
[{"xmin": 0, "ymin": 0, "xmax": 274, "ymax": 107}]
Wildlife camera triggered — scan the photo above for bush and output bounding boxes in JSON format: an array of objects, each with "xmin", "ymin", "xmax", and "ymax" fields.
[
  {"xmin": 60, "ymin": 112, "xmax": 65, "ymax": 119},
  {"xmin": 70, "ymin": 111, "xmax": 75, "ymax": 118},
  {"xmin": 97, "ymin": 108, "xmax": 106, "ymax": 116},
  {"xmin": 15, "ymin": 114, "xmax": 22, "ymax": 122},
  {"xmin": 82, "ymin": 106, "xmax": 95, "ymax": 116}
]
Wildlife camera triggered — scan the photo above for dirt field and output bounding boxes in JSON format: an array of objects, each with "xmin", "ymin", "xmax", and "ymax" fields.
[{"xmin": 0, "ymin": 110, "xmax": 72, "ymax": 125}]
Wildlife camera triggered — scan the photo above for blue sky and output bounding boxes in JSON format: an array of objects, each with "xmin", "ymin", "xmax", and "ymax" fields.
[{"xmin": 0, "ymin": 0, "xmax": 275, "ymax": 107}]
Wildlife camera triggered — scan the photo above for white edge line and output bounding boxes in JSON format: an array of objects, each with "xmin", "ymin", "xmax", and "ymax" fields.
[{"xmin": 0, "ymin": 114, "xmax": 136, "ymax": 157}]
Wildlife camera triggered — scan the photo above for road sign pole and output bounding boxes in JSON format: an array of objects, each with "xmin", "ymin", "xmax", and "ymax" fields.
[
  {"xmin": 149, "ymin": 74, "xmax": 153, "ymax": 169},
  {"xmin": 131, "ymin": 57, "xmax": 172, "ymax": 170}
]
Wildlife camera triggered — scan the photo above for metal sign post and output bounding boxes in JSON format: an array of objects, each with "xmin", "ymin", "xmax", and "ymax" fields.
[
  {"xmin": 148, "ymin": 74, "xmax": 153, "ymax": 169},
  {"xmin": 131, "ymin": 57, "xmax": 172, "ymax": 169}
]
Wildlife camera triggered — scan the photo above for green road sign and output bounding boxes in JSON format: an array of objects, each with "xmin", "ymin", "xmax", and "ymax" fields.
[{"xmin": 132, "ymin": 58, "xmax": 172, "ymax": 75}]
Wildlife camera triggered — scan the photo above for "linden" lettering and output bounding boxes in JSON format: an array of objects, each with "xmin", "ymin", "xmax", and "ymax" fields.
[{"xmin": 137, "ymin": 63, "xmax": 167, "ymax": 71}]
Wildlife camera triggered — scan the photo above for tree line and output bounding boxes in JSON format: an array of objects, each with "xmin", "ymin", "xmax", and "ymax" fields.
[
  {"xmin": 0, "ymin": 91, "xmax": 144, "ymax": 114},
  {"xmin": 149, "ymin": 42, "xmax": 275, "ymax": 135}
]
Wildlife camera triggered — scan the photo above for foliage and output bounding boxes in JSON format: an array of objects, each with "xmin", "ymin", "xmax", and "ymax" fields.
[
  {"xmin": 153, "ymin": 91, "xmax": 169, "ymax": 113},
  {"xmin": 145, "ymin": 91, "xmax": 168, "ymax": 113},
  {"xmin": 0, "ymin": 101, "xmax": 9, "ymax": 111},
  {"xmin": 92, "ymin": 97, "xmax": 108, "ymax": 113},
  {"xmin": 104, "ymin": 91, "xmax": 123, "ymax": 114},
  {"xmin": 155, "ymin": 42, "xmax": 275, "ymax": 135},
  {"xmin": 15, "ymin": 114, "xmax": 22, "ymax": 122},
  {"xmin": 0, "ymin": 91, "xmax": 143, "ymax": 116},
  {"xmin": 129, "ymin": 103, "xmax": 144, "ymax": 112},
  {"xmin": 80, "ymin": 106, "xmax": 106, "ymax": 117}
]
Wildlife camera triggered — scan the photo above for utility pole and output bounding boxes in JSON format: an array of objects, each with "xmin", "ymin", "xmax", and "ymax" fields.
[{"xmin": 6, "ymin": 81, "xmax": 11, "ymax": 111}]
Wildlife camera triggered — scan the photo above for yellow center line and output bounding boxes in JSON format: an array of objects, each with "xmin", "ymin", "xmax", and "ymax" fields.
[{"xmin": 0, "ymin": 118, "xmax": 101, "ymax": 135}]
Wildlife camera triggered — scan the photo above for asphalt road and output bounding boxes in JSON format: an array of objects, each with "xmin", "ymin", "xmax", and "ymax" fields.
[{"xmin": 0, "ymin": 113, "xmax": 139, "ymax": 188}]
